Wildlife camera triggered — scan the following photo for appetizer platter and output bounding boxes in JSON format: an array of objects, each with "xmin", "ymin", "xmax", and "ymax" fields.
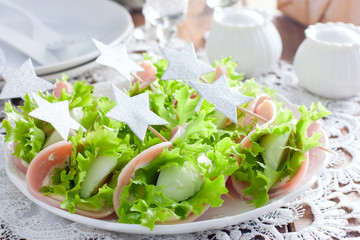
[{"xmin": 2, "ymin": 42, "xmax": 331, "ymax": 234}]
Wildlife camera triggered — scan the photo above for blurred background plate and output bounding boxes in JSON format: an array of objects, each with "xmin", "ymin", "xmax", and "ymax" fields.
[{"xmin": 0, "ymin": 0, "xmax": 133, "ymax": 79}]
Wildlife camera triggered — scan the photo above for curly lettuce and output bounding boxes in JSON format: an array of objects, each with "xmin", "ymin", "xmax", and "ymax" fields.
[
  {"xmin": 117, "ymin": 135, "xmax": 238, "ymax": 230},
  {"xmin": 232, "ymin": 102, "xmax": 331, "ymax": 207}
]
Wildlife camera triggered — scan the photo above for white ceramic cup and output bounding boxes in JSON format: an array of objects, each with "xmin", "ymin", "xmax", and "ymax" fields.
[
  {"xmin": 294, "ymin": 22, "xmax": 360, "ymax": 99},
  {"xmin": 205, "ymin": 8, "xmax": 282, "ymax": 77}
]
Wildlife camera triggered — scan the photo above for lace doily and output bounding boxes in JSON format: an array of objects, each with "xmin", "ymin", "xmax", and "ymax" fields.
[{"xmin": 1, "ymin": 57, "xmax": 360, "ymax": 239}]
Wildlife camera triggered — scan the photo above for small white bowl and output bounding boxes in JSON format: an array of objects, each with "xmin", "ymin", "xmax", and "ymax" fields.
[
  {"xmin": 294, "ymin": 22, "xmax": 360, "ymax": 99},
  {"xmin": 205, "ymin": 8, "xmax": 282, "ymax": 77}
]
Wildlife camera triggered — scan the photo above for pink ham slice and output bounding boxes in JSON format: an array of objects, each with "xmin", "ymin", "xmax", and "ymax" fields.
[
  {"xmin": 54, "ymin": 81, "xmax": 74, "ymax": 98},
  {"xmin": 232, "ymin": 120, "xmax": 325, "ymax": 201},
  {"xmin": 113, "ymin": 142, "xmax": 172, "ymax": 212},
  {"xmin": 26, "ymin": 140, "xmax": 114, "ymax": 219},
  {"xmin": 112, "ymin": 141, "xmax": 210, "ymax": 224},
  {"xmin": 231, "ymin": 99, "xmax": 277, "ymax": 200},
  {"xmin": 15, "ymin": 156, "xmax": 28, "ymax": 174},
  {"xmin": 214, "ymin": 65, "xmax": 229, "ymax": 81},
  {"xmin": 237, "ymin": 99, "xmax": 277, "ymax": 150},
  {"xmin": 7, "ymin": 142, "xmax": 29, "ymax": 174},
  {"xmin": 239, "ymin": 94, "xmax": 273, "ymax": 128},
  {"xmin": 133, "ymin": 61, "xmax": 157, "ymax": 89}
]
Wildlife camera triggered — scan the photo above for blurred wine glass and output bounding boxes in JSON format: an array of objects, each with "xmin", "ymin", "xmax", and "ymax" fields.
[
  {"xmin": 143, "ymin": 0, "xmax": 189, "ymax": 45},
  {"xmin": 133, "ymin": 0, "xmax": 155, "ymax": 41}
]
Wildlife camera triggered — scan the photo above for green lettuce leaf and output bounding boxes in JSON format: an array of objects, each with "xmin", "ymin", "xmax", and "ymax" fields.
[
  {"xmin": 117, "ymin": 132, "xmax": 235, "ymax": 229},
  {"xmin": 232, "ymin": 102, "xmax": 331, "ymax": 207}
]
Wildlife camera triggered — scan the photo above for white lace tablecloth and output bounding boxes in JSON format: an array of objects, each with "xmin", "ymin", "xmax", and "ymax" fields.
[{"xmin": 1, "ymin": 56, "xmax": 359, "ymax": 239}]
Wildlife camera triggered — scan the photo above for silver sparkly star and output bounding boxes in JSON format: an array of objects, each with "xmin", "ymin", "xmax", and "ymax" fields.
[
  {"xmin": 93, "ymin": 39, "xmax": 143, "ymax": 82},
  {"xmin": 192, "ymin": 75, "xmax": 253, "ymax": 123},
  {"xmin": 105, "ymin": 84, "xmax": 168, "ymax": 141},
  {"xmin": 160, "ymin": 43, "xmax": 214, "ymax": 86},
  {"xmin": 0, "ymin": 59, "xmax": 54, "ymax": 99},
  {"xmin": 29, "ymin": 93, "xmax": 84, "ymax": 140}
]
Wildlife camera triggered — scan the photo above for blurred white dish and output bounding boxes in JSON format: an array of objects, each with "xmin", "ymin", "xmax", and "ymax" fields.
[
  {"xmin": 294, "ymin": 22, "xmax": 360, "ymax": 99},
  {"xmin": 205, "ymin": 8, "xmax": 282, "ymax": 77},
  {"xmin": 0, "ymin": 0, "xmax": 133, "ymax": 77}
]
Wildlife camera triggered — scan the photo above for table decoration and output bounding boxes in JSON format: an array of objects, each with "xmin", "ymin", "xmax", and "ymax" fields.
[
  {"xmin": 294, "ymin": 22, "xmax": 360, "ymax": 99},
  {"xmin": 93, "ymin": 39, "xmax": 143, "ymax": 83},
  {"xmin": 205, "ymin": 7, "xmax": 282, "ymax": 77},
  {"xmin": 0, "ymin": 59, "xmax": 54, "ymax": 99},
  {"xmin": 28, "ymin": 93, "xmax": 84, "ymax": 140},
  {"xmin": 105, "ymin": 84, "xmax": 168, "ymax": 141},
  {"xmin": 160, "ymin": 43, "xmax": 214, "ymax": 85},
  {"xmin": 192, "ymin": 75, "xmax": 253, "ymax": 123}
]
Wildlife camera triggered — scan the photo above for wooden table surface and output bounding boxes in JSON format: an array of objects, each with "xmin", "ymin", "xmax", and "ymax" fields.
[{"xmin": 130, "ymin": 0, "xmax": 311, "ymax": 233}]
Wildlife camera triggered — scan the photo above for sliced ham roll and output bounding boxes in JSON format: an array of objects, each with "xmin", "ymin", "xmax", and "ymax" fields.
[
  {"xmin": 238, "ymin": 94, "xmax": 273, "ymax": 128},
  {"xmin": 113, "ymin": 141, "xmax": 210, "ymax": 224},
  {"xmin": 113, "ymin": 142, "xmax": 172, "ymax": 212},
  {"xmin": 54, "ymin": 81, "xmax": 74, "ymax": 98},
  {"xmin": 214, "ymin": 65, "xmax": 229, "ymax": 81},
  {"xmin": 7, "ymin": 143, "xmax": 29, "ymax": 174},
  {"xmin": 133, "ymin": 61, "xmax": 157, "ymax": 89},
  {"xmin": 237, "ymin": 99, "xmax": 277, "ymax": 149},
  {"xmin": 26, "ymin": 141, "xmax": 114, "ymax": 219},
  {"xmin": 232, "ymin": 121, "xmax": 324, "ymax": 201}
]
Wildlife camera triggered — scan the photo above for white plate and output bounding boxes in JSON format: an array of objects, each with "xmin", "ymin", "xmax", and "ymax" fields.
[
  {"xmin": 0, "ymin": 0, "xmax": 133, "ymax": 77},
  {"xmin": 4, "ymin": 97, "xmax": 329, "ymax": 235}
]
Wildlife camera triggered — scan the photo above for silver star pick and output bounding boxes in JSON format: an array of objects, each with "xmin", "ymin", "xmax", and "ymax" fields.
[
  {"xmin": 192, "ymin": 75, "xmax": 253, "ymax": 124},
  {"xmin": 93, "ymin": 38, "xmax": 143, "ymax": 82},
  {"xmin": 105, "ymin": 84, "xmax": 169, "ymax": 141},
  {"xmin": 29, "ymin": 93, "xmax": 84, "ymax": 140},
  {"xmin": 0, "ymin": 59, "xmax": 54, "ymax": 99},
  {"xmin": 160, "ymin": 43, "xmax": 214, "ymax": 86}
]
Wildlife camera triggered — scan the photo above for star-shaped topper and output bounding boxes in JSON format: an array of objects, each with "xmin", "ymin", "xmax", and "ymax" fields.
[
  {"xmin": 93, "ymin": 38, "xmax": 143, "ymax": 82},
  {"xmin": 160, "ymin": 43, "xmax": 214, "ymax": 86},
  {"xmin": 0, "ymin": 59, "xmax": 55, "ymax": 99},
  {"xmin": 192, "ymin": 75, "xmax": 253, "ymax": 124},
  {"xmin": 29, "ymin": 93, "xmax": 84, "ymax": 140},
  {"xmin": 105, "ymin": 84, "xmax": 169, "ymax": 141}
]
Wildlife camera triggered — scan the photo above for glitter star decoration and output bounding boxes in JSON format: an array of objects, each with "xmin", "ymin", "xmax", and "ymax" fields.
[
  {"xmin": 29, "ymin": 93, "xmax": 84, "ymax": 140},
  {"xmin": 192, "ymin": 75, "xmax": 253, "ymax": 123},
  {"xmin": 0, "ymin": 59, "xmax": 54, "ymax": 99},
  {"xmin": 93, "ymin": 38, "xmax": 143, "ymax": 82},
  {"xmin": 105, "ymin": 84, "xmax": 169, "ymax": 141},
  {"xmin": 160, "ymin": 43, "xmax": 214, "ymax": 86}
]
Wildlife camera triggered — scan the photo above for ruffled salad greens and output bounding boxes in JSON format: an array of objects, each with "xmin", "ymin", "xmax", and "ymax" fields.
[
  {"xmin": 3, "ymin": 55, "xmax": 331, "ymax": 229},
  {"xmin": 232, "ymin": 102, "xmax": 331, "ymax": 207},
  {"xmin": 118, "ymin": 89, "xmax": 239, "ymax": 229},
  {"xmin": 3, "ymin": 76, "xmax": 96, "ymax": 164}
]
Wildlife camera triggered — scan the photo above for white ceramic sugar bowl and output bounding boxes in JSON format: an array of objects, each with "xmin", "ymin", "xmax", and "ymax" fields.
[
  {"xmin": 205, "ymin": 8, "xmax": 282, "ymax": 77},
  {"xmin": 294, "ymin": 22, "xmax": 360, "ymax": 99}
]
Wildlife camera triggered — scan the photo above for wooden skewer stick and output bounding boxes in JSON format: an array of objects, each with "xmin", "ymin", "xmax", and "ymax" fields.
[
  {"xmin": 130, "ymin": 72, "xmax": 144, "ymax": 83},
  {"xmin": 148, "ymin": 126, "xmax": 168, "ymax": 142},
  {"xmin": 225, "ymin": 193, "xmax": 236, "ymax": 202},
  {"xmin": 199, "ymin": 76, "xmax": 269, "ymax": 123},
  {"xmin": 318, "ymin": 145, "xmax": 335, "ymax": 155},
  {"xmin": 236, "ymin": 105, "xmax": 268, "ymax": 122},
  {"xmin": 70, "ymin": 129, "xmax": 77, "ymax": 136},
  {"xmin": 199, "ymin": 76, "xmax": 208, "ymax": 83}
]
